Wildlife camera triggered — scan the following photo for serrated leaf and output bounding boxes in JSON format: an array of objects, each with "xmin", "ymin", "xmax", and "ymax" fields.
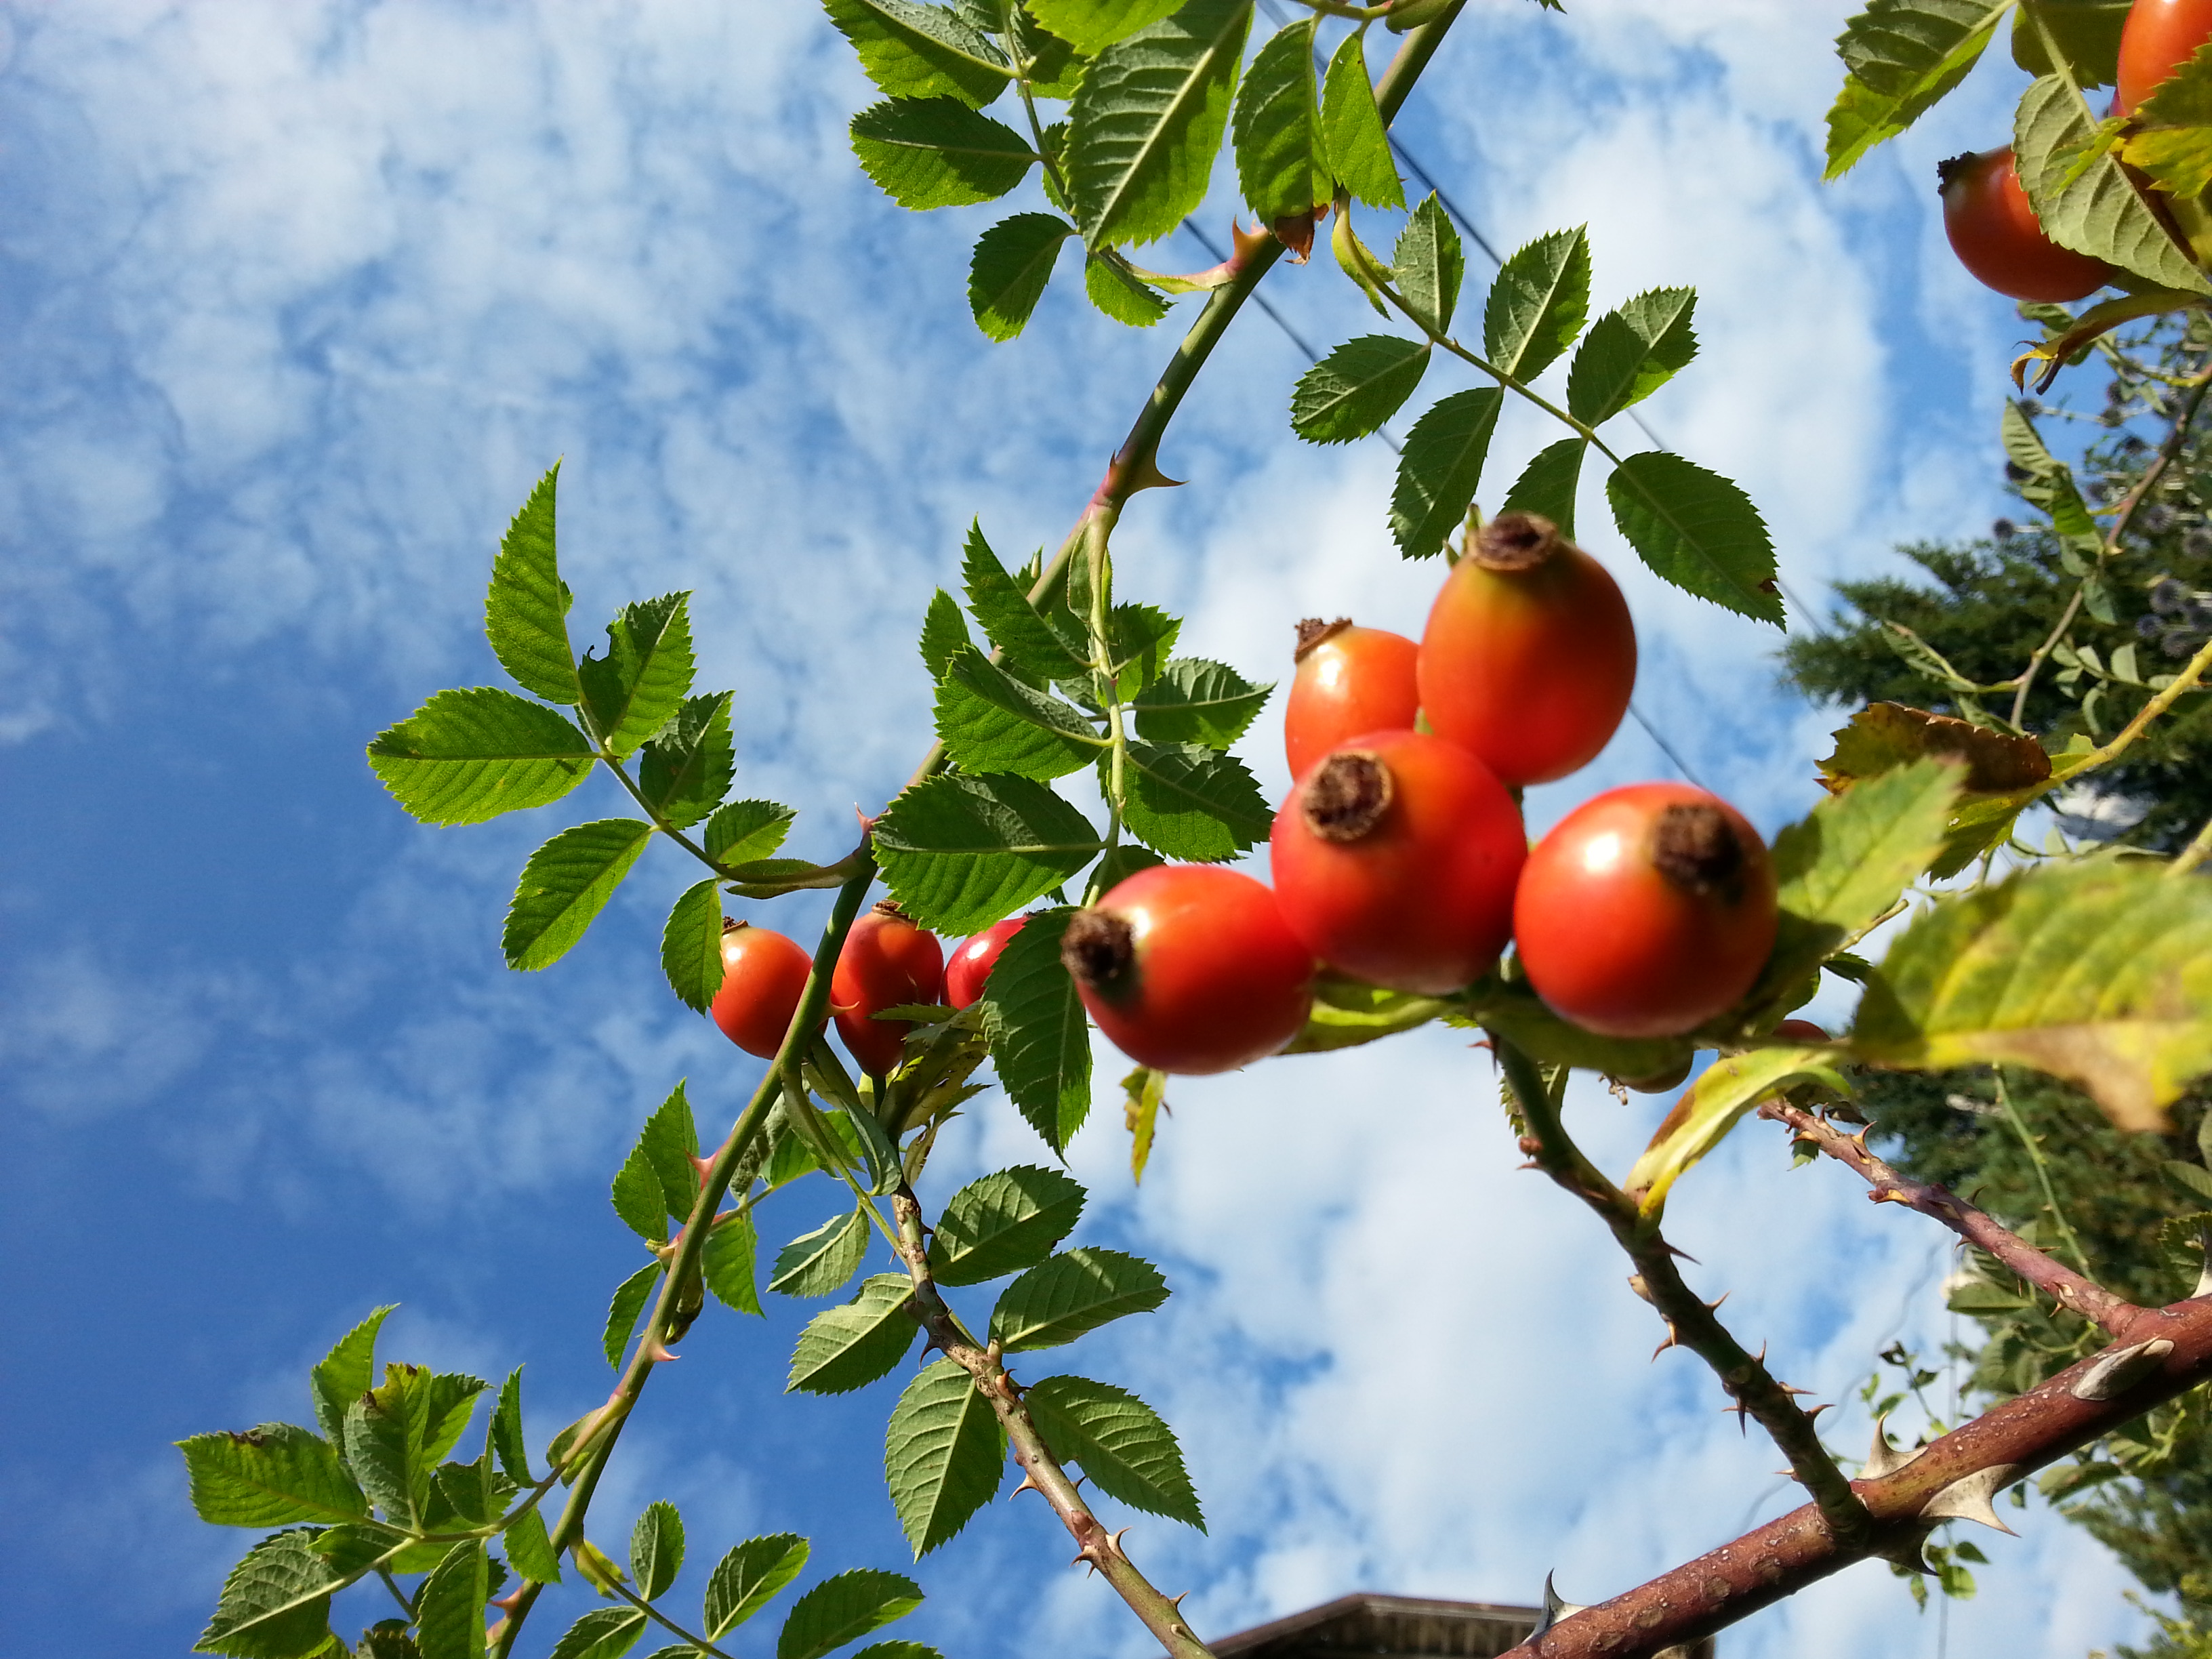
[
  {"xmin": 1027, "ymin": 0, "xmax": 1181, "ymax": 54},
  {"xmin": 1852, "ymin": 861, "xmax": 2212, "ymax": 1131},
  {"xmin": 779, "ymin": 1570, "xmax": 925, "ymax": 1659},
  {"xmin": 766, "ymin": 1110, "xmax": 868, "ymax": 1189},
  {"xmin": 547, "ymin": 1608, "xmax": 647, "ymax": 1659},
  {"xmin": 1319, "ymin": 31, "xmax": 1402, "ymax": 209},
  {"xmin": 977, "ymin": 907, "xmax": 1094, "ymax": 1151},
  {"xmin": 1024, "ymin": 1374, "xmax": 1203, "ymax": 1526},
  {"xmin": 1118, "ymin": 740, "xmax": 1270, "ymax": 861},
  {"xmin": 2011, "ymin": 0, "xmax": 2126, "ymax": 86},
  {"xmin": 1605, "ymin": 451, "xmax": 1782, "ymax": 623},
  {"xmin": 929, "ymin": 1165, "xmax": 1087, "ymax": 1284},
  {"xmin": 1129, "ymin": 657, "xmax": 1271, "ymax": 748},
  {"xmin": 705, "ymin": 799, "xmax": 798, "ymax": 871},
  {"xmin": 1012, "ymin": 5, "xmax": 1086, "ymax": 99},
  {"xmin": 936, "ymin": 644, "xmax": 1106, "ymax": 777},
  {"xmin": 1823, "ymin": 1, "xmax": 2007, "ymax": 179},
  {"xmin": 310, "ymin": 1306, "xmax": 392, "ymax": 1446},
  {"xmin": 704, "ymin": 1534, "xmax": 811, "ymax": 1640},
  {"xmin": 1084, "ymin": 252, "xmax": 1171, "ymax": 324},
  {"xmin": 2015, "ymin": 74, "xmax": 2208, "ymax": 293},
  {"xmin": 788, "ymin": 1275, "xmax": 920, "ymax": 1394},
  {"xmin": 503, "ymin": 819, "xmax": 655, "ymax": 971},
  {"xmin": 194, "ymin": 1531, "xmax": 344, "ymax": 1659},
  {"xmin": 1065, "ymin": 0, "xmax": 1252, "ymax": 247},
  {"xmin": 852, "ymin": 98, "xmax": 1037, "ymax": 208},
  {"xmin": 611, "ymin": 1148, "xmax": 668, "ymax": 1244},
  {"xmin": 640, "ymin": 1082, "xmax": 699, "ymax": 1217},
  {"xmin": 1393, "ymin": 194, "xmax": 1463, "ymax": 336},
  {"xmin": 825, "ymin": 0, "xmax": 1011, "ymax": 105},
  {"xmin": 968, "ymin": 213, "xmax": 1077, "ymax": 340},
  {"xmin": 2165, "ymin": 1162, "xmax": 2212, "ymax": 1204},
  {"xmin": 920, "ymin": 588, "xmax": 975, "ymax": 680},
  {"xmin": 882, "ymin": 1361, "xmax": 1006, "ymax": 1557},
  {"xmin": 1499, "ymin": 437, "xmax": 1586, "ymax": 539},
  {"xmin": 852, "ymin": 1646, "xmax": 943, "ymax": 1659},
  {"xmin": 1625, "ymin": 1047, "xmax": 1851, "ymax": 1214},
  {"xmin": 416, "ymin": 1542, "xmax": 490, "ymax": 1659},
  {"xmin": 605, "ymin": 1262, "xmax": 663, "ymax": 1369},
  {"xmin": 1106, "ymin": 601, "xmax": 1179, "ymax": 695},
  {"xmin": 2123, "ymin": 46, "xmax": 2212, "ymax": 196},
  {"xmin": 630, "ymin": 1501, "xmax": 684, "ymax": 1601},
  {"xmin": 769, "ymin": 1208, "xmax": 871, "ymax": 1298},
  {"xmin": 662, "ymin": 880, "xmax": 726, "ymax": 1014},
  {"xmin": 703, "ymin": 1209, "xmax": 764, "ymax": 1316},
  {"xmin": 179, "ymin": 1425, "xmax": 367, "ymax": 1528},
  {"xmin": 367, "ymin": 688, "xmax": 594, "ymax": 827},
  {"xmin": 342, "ymin": 1365, "xmax": 488, "ymax": 1530},
  {"xmin": 962, "ymin": 521, "xmax": 1088, "ymax": 679},
  {"xmin": 638, "ymin": 691, "xmax": 735, "ymax": 831},
  {"xmin": 1233, "ymin": 18, "xmax": 1324, "ymax": 224},
  {"xmin": 1289, "ymin": 334, "xmax": 1429, "ymax": 444},
  {"xmin": 988, "ymin": 1246, "xmax": 1169, "ymax": 1349},
  {"xmin": 2001, "ymin": 401, "xmax": 2100, "ymax": 550},
  {"xmin": 1389, "ymin": 388, "xmax": 1502, "ymax": 560},
  {"xmin": 1483, "ymin": 226, "xmax": 1590, "ymax": 382},
  {"xmin": 486, "ymin": 464, "xmax": 579, "ymax": 705},
  {"xmin": 578, "ymin": 593, "xmax": 695, "ymax": 758},
  {"xmin": 876, "ymin": 772, "xmax": 1104, "ymax": 934},
  {"xmin": 489, "ymin": 1368, "xmax": 532, "ymax": 1487},
  {"xmin": 1565, "ymin": 287, "xmax": 1697, "ymax": 426},
  {"xmin": 504, "ymin": 1508, "xmax": 562, "ymax": 1584}
]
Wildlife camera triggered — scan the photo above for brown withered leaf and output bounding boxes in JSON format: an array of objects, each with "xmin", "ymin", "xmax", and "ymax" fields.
[{"xmin": 1818, "ymin": 703, "xmax": 2052, "ymax": 796}]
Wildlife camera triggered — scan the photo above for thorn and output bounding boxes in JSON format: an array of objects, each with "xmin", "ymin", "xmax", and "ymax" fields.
[
  {"xmin": 691, "ymin": 1153, "xmax": 715, "ymax": 1183},
  {"xmin": 1863, "ymin": 1415, "xmax": 1923, "ymax": 1481},
  {"xmin": 1068, "ymin": 1473, "xmax": 1089, "ymax": 1493},
  {"xmin": 489, "ymin": 1589, "xmax": 526, "ymax": 1612},
  {"xmin": 1536, "ymin": 1573, "xmax": 1586, "ymax": 1636},
  {"xmin": 642, "ymin": 1337, "xmax": 678, "ymax": 1364},
  {"xmin": 1774, "ymin": 1380, "xmax": 1810, "ymax": 1397},
  {"xmin": 1650, "ymin": 1322, "xmax": 1681, "ymax": 1361},
  {"xmin": 1704, "ymin": 1292, "xmax": 1730, "ymax": 1313},
  {"xmin": 1168, "ymin": 1593, "xmax": 1190, "ymax": 1610},
  {"xmin": 1661, "ymin": 1242, "xmax": 1701, "ymax": 1265},
  {"xmin": 2071, "ymin": 1338, "xmax": 2175, "ymax": 1402},
  {"xmin": 1010, "ymin": 1472, "xmax": 1044, "ymax": 1498},
  {"xmin": 1804, "ymin": 1401, "xmax": 1835, "ymax": 1420},
  {"xmin": 1516, "ymin": 1160, "xmax": 1541, "ymax": 1172},
  {"xmin": 1108, "ymin": 1526, "xmax": 1134, "ymax": 1559},
  {"xmin": 1230, "ymin": 219, "xmax": 1272, "ymax": 266},
  {"xmin": 1919, "ymin": 1462, "xmax": 2024, "ymax": 1534}
]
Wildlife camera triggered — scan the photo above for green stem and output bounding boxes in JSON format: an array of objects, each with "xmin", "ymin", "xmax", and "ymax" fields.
[
  {"xmin": 1994, "ymin": 1070, "xmax": 2092, "ymax": 1277},
  {"xmin": 601, "ymin": 1575, "xmax": 740, "ymax": 1659},
  {"xmin": 1000, "ymin": 0, "xmax": 1071, "ymax": 204},
  {"xmin": 2171, "ymin": 810, "xmax": 2212, "ymax": 875}
]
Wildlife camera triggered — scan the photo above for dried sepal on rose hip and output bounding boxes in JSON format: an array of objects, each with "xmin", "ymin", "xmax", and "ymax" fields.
[
  {"xmin": 1271, "ymin": 729, "xmax": 1525, "ymax": 995},
  {"xmin": 1513, "ymin": 782, "xmax": 1778, "ymax": 1040},
  {"xmin": 1061, "ymin": 865, "xmax": 1315, "ymax": 1075},
  {"xmin": 1417, "ymin": 511, "xmax": 1637, "ymax": 787},
  {"xmin": 711, "ymin": 918, "xmax": 817, "ymax": 1059},
  {"xmin": 1284, "ymin": 616, "xmax": 1420, "ymax": 783},
  {"xmin": 829, "ymin": 899, "xmax": 943, "ymax": 1077}
]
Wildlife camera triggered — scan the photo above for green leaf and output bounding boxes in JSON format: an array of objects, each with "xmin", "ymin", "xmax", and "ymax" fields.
[
  {"xmin": 310, "ymin": 1306, "xmax": 393, "ymax": 1446},
  {"xmin": 1282, "ymin": 981, "xmax": 1446, "ymax": 1054},
  {"xmin": 704, "ymin": 1534, "xmax": 811, "ymax": 1640},
  {"xmin": 2015, "ymin": 74, "xmax": 2208, "ymax": 293},
  {"xmin": 1023, "ymin": 1375, "xmax": 1203, "ymax": 1527},
  {"xmin": 977, "ymin": 906, "xmax": 1094, "ymax": 1151},
  {"xmin": 935, "ymin": 644, "xmax": 1105, "ymax": 778},
  {"xmin": 2002, "ymin": 401, "xmax": 2101, "ymax": 552},
  {"xmin": 962, "ymin": 521, "xmax": 1088, "ymax": 680},
  {"xmin": 1027, "ymin": 0, "xmax": 1181, "ymax": 54},
  {"xmin": 605, "ymin": 1262, "xmax": 663, "ymax": 1368},
  {"xmin": 428, "ymin": 1456, "xmax": 514, "ymax": 1531},
  {"xmin": 1389, "ymin": 388, "xmax": 1503, "ymax": 560},
  {"xmin": 766, "ymin": 1111, "xmax": 868, "ymax": 1190},
  {"xmin": 486, "ymin": 464, "xmax": 579, "ymax": 705},
  {"xmin": 705, "ymin": 799, "xmax": 798, "ymax": 870},
  {"xmin": 636, "ymin": 1082, "xmax": 701, "ymax": 1218},
  {"xmin": 988, "ymin": 1246, "xmax": 1169, "ymax": 1349},
  {"xmin": 367, "ymin": 689, "xmax": 594, "ymax": 827},
  {"xmin": 1482, "ymin": 226, "xmax": 1591, "ymax": 382},
  {"xmin": 882, "ymin": 1360, "xmax": 1007, "ymax": 1557},
  {"xmin": 824, "ymin": 0, "xmax": 1011, "ymax": 106},
  {"xmin": 180, "ymin": 1425, "xmax": 367, "ymax": 1528},
  {"xmin": 416, "ymin": 1542, "xmax": 491, "ymax": 1659},
  {"xmin": 852, "ymin": 98, "xmax": 1037, "ymax": 208},
  {"xmin": 342, "ymin": 1365, "xmax": 489, "ymax": 1529},
  {"xmin": 662, "ymin": 880, "xmax": 726, "ymax": 1015},
  {"xmin": 194, "ymin": 1531, "xmax": 342, "ymax": 1659},
  {"xmin": 1467, "ymin": 982, "xmax": 1693, "ymax": 1082},
  {"xmin": 929, "ymin": 1165, "xmax": 1087, "ymax": 1285},
  {"xmin": 968, "ymin": 213, "xmax": 1077, "ymax": 340},
  {"xmin": 1565, "ymin": 287, "xmax": 1698, "ymax": 426},
  {"xmin": 1605, "ymin": 451, "xmax": 1782, "ymax": 623},
  {"xmin": 2011, "ymin": 0, "xmax": 2127, "ymax": 86},
  {"xmin": 703, "ymin": 1210, "xmax": 764, "ymax": 1316},
  {"xmin": 920, "ymin": 588, "xmax": 975, "ymax": 681},
  {"xmin": 1106, "ymin": 601, "xmax": 1180, "ymax": 695},
  {"xmin": 876, "ymin": 773, "xmax": 1104, "ymax": 934},
  {"xmin": 612, "ymin": 1145, "xmax": 670, "ymax": 1243},
  {"xmin": 1393, "ymin": 194, "xmax": 1464, "ymax": 337},
  {"xmin": 788, "ymin": 1274, "xmax": 920, "ymax": 1394},
  {"xmin": 502, "ymin": 819, "xmax": 656, "ymax": 972},
  {"xmin": 1498, "ymin": 438, "xmax": 1586, "ymax": 539},
  {"xmin": 1318, "ymin": 31, "xmax": 1402, "ymax": 209},
  {"xmin": 769, "ymin": 1208, "xmax": 872, "ymax": 1298},
  {"xmin": 1289, "ymin": 334, "xmax": 1429, "ymax": 445},
  {"xmin": 1129, "ymin": 657, "xmax": 1271, "ymax": 749},
  {"xmin": 630, "ymin": 1501, "xmax": 684, "ymax": 1601},
  {"xmin": 1624, "ymin": 1047, "xmax": 1851, "ymax": 1215},
  {"xmin": 1824, "ymin": 0, "xmax": 2007, "ymax": 179},
  {"xmin": 1012, "ymin": 5, "xmax": 1086, "ymax": 99},
  {"xmin": 1118, "ymin": 741, "xmax": 1270, "ymax": 861},
  {"xmin": 579, "ymin": 593, "xmax": 696, "ymax": 758},
  {"xmin": 504, "ymin": 1507, "xmax": 562, "ymax": 1584},
  {"xmin": 638, "ymin": 691, "xmax": 735, "ymax": 831},
  {"xmin": 852, "ymin": 1646, "xmax": 944, "ymax": 1659},
  {"xmin": 547, "ymin": 1608, "xmax": 648, "ymax": 1659},
  {"xmin": 1232, "ymin": 18, "xmax": 1324, "ymax": 225},
  {"xmin": 1851, "ymin": 861, "xmax": 2212, "ymax": 1132},
  {"xmin": 1084, "ymin": 253, "xmax": 1171, "ymax": 325},
  {"xmin": 1065, "ymin": 0, "xmax": 1252, "ymax": 247},
  {"xmin": 489, "ymin": 1368, "xmax": 533, "ymax": 1486},
  {"xmin": 2123, "ymin": 47, "xmax": 2212, "ymax": 196}
]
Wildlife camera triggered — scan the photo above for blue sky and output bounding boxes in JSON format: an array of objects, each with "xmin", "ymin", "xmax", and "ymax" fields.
[{"xmin": 0, "ymin": 3, "xmax": 2156, "ymax": 1656}]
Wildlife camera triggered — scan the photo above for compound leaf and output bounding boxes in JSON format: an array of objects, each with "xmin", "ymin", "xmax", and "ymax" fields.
[
  {"xmin": 883, "ymin": 1361, "xmax": 1006, "ymax": 1557},
  {"xmin": 1483, "ymin": 226, "xmax": 1590, "ymax": 382},
  {"xmin": 367, "ymin": 689, "xmax": 592, "ymax": 827},
  {"xmin": 928, "ymin": 1164, "xmax": 1087, "ymax": 1285}
]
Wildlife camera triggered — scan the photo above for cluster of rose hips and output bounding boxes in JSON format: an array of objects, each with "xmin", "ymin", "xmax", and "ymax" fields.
[
  {"xmin": 1940, "ymin": 0, "xmax": 2210, "ymax": 303},
  {"xmin": 710, "ymin": 511, "xmax": 1791, "ymax": 1084}
]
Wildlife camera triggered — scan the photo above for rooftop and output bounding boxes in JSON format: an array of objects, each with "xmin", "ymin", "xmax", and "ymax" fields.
[{"xmin": 1210, "ymin": 1591, "xmax": 1717, "ymax": 1659}]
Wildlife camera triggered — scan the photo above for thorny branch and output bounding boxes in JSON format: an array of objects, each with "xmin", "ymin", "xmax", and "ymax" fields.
[
  {"xmin": 1490, "ymin": 1033, "xmax": 1877, "ymax": 1555},
  {"xmin": 1760, "ymin": 1100, "xmax": 2145, "ymax": 1338}
]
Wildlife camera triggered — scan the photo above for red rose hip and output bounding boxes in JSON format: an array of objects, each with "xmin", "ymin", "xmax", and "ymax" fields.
[
  {"xmin": 710, "ymin": 920, "xmax": 816, "ymax": 1059},
  {"xmin": 1284, "ymin": 618, "xmax": 1420, "ymax": 783},
  {"xmin": 945, "ymin": 916, "xmax": 1028, "ymax": 1010},
  {"xmin": 830, "ymin": 901, "xmax": 944, "ymax": 1076}
]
